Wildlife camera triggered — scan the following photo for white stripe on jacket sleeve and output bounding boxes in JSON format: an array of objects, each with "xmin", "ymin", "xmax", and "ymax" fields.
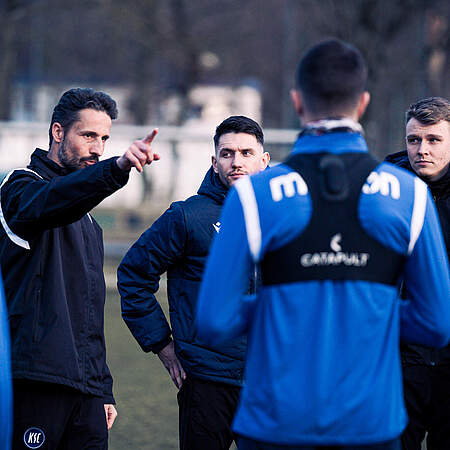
[
  {"xmin": 408, "ymin": 177, "xmax": 428, "ymax": 255},
  {"xmin": 0, "ymin": 168, "xmax": 43, "ymax": 250},
  {"xmin": 235, "ymin": 176, "xmax": 261, "ymax": 262}
]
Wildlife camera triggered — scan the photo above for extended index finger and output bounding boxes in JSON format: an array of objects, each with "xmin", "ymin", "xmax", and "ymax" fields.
[{"xmin": 143, "ymin": 128, "xmax": 158, "ymax": 144}]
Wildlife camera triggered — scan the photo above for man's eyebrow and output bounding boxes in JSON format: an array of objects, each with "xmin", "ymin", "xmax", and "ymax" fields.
[
  {"xmin": 79, "ymin": 129, "xmax": 110, "ymax": 139},
  {"xmin": 218, "ymin": 147, "xmax": 257, "ymax": 153},
  {"xmin": 79, "ymin": 128, "xmax": 97, "ymax": 134},
  {"xmin": 425, "ymin": 134, "xmax": 443, "ymax": 139}
]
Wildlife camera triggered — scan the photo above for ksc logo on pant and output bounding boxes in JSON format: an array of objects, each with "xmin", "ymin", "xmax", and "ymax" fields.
[{"xmin": 24, "ymin": 427, "xmax": 45, "ymax": 449}]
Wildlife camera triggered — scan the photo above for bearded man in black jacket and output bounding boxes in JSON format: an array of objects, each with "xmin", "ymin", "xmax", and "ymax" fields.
[
  {"xmin": 0, "ymin": 88, "xmax": 160, "ymax": 449},
  {"xmin": 386, "ymin": 96, "xmax": 449, "ymax": 450}
]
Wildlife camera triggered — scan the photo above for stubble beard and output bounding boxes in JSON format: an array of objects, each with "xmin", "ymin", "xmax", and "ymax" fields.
[{"xmin": 58, "ymin": 138, "xmax": 98, "ymax": 172}]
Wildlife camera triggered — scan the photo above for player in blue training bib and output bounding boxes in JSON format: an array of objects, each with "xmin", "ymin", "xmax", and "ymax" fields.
[{"xmin": 196, "ymin": 39, "xmax": 450, "ymax": 450}]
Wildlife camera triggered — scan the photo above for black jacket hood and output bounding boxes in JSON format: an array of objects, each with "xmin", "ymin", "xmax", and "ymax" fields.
[
  {"xmin": 197, "ymin": 166, "xmax": 228, "ymax": 205},
  {"xmin": 385, "ymin": 150, "xmax": 410, "ymax": 169}
]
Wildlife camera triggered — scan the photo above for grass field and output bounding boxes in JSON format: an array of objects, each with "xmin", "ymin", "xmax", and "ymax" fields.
[
  {"xmin": 103, "ymin": 251, "xmax": 239, "ymax": 449},
  {"xmin": 104, "ymin": 279, "xmax": 180, "ymax": 450}
]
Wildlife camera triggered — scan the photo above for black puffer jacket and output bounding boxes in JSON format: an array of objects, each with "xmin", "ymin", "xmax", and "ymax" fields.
[
  {"xmin": 386, "ymin": 150, "xmax": 450, "ymax": 365},
  {"xmin": 118, "ymin": 168, "xmax": 248, "ymax": 386},
  {"xmin": 0, "ymin": 149, "xmax": 129, "ymax": 401}
]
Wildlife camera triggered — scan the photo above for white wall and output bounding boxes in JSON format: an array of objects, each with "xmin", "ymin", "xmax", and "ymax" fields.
[{"xmin": 0, "ymin": 122, "xmax": 298, "ymax": 208}]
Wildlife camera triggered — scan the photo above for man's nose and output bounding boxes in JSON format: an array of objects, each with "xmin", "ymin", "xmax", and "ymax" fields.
[
  {"xmin": 90, "ymin": 138, "xmax": 104, "ymax": 156},
  {"xmin": 417, "ymin": 142, "xmax": 429, "ymax": 156},
  {"xmin": 232, "ymin": 153, "xmax": 243, "ymax": 167}
]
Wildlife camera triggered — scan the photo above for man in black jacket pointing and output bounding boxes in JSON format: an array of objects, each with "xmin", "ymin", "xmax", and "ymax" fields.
[{"xmin": 0, "ymin": 88, "xmax": 159, "ymax": 449}]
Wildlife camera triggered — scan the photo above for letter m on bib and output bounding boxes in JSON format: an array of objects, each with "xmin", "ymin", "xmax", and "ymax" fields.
[
  {"xmin": 270, "ymin": 172, "xmax": 308, "ymax": 202},
  {"xmin": 362, "ymin": 171, "xmax": 400, "ymax": 199}
]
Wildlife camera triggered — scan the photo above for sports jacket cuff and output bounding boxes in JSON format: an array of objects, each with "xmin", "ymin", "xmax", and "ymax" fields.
[
  {"xmin": 103, "ymin": 393, "xmax": 116, "ymax": 404},
  {"xmin": 151, "ymin": 337, "xmax": 173, "ymax": 354},
  {"xmin": 108, "ymin": 157, "xmax": 130, "ymax": 187}
]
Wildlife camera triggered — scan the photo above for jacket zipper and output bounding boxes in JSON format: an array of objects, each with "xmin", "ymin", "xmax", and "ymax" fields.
[{"xmin": 32, "ymin": 287, "xmax": 41, "ymax": 343}]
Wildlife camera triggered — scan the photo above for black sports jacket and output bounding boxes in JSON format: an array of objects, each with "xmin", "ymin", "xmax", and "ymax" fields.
[
  {"xmin": 386, "ymin": 150, "xmax": 450, "ymax": 365},
  {"xmin": 0, "ymin": 149, "xmax": 129, "ymax": 402},
  {"xmin": 118, "ymin": 168, "xmax": 248, "ymax": 386}
]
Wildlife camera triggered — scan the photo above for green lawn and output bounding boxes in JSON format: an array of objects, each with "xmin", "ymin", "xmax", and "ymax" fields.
[{"xmin": 104, "ymin": 280, "xmax": 179, "ymax": 450}]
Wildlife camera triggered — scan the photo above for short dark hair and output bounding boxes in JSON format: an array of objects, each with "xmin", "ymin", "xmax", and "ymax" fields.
[
  {"xmin": 49, "ymin": 88, "xmax": 118, "ymax": 146},
  {"xmin": 296, "ymin": 39, "xmax": 368, "ymax": 116},
  {"xmin": 405, "ymin": 97, "xmax": 450, "ymax": 126},
  {"xmin": 213, "ymin": 115, "xmax": 264, "ymax": 150}
]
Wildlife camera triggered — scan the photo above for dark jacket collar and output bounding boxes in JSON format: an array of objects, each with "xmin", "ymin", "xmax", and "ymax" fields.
[
  {"xmin": 28, "ymin": 148, "xmax": 71, "ymax": 180},
  {"xmin": 197, "ymin": 166, "xmax": 228, "ymax": 205},
  {"xmin": 384, "ymin": 150, "xmax": 410, "ymax": 170},
  {"xmin": 385, "ymin": 150, "xmax": 449, "ymax": 199}
]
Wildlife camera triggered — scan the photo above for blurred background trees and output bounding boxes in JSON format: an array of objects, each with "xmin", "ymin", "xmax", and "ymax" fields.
[{"xmin": 0, "ymin": 0, "xmax": 448, "ymax": 157}]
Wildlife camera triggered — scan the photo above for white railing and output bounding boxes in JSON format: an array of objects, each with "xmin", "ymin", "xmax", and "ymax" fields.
[{"xmin": 0, "ymin": 121, "xmax": 298, "ymax": 208}]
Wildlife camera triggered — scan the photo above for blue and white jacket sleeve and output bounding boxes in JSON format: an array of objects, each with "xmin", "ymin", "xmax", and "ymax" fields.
[
  {"xmin": 196, "ymin": 183, "xmax": 257, "ymax": 344},
  {"xmin": 399, "ymin": 185, "xmax": 450, "ymax": 347},
  {"xmin": 117, "ymin": 203, "xmax": 186, "ymax": 353}
]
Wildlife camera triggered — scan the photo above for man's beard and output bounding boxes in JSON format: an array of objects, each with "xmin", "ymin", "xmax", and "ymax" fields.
[{"xmin": 58, "ymin": 138, "xmax": 98, "ymax": 171}]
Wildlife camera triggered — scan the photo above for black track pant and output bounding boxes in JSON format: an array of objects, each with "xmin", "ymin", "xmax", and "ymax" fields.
[
  {"xmin": 237, "ymin": 436, "xmax": 401, "ymax": 450},
  {"xmin": 177, "ymin": 376, "xmax": 241, "ymax": 450},
  {"xmin": 401, "ymin": 364, "xmax": 450, "ymax": 450},
  {"xmin": 12, "ymin": 380, "xmax": 108, "ymax": 450}
]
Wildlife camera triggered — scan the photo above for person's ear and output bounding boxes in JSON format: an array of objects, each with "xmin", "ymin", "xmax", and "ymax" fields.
[
  {"xmin": 261, "ymin": 151, "xmax": 270, "ymax": 169},
  {"xmin": 51, "ymin": 122, "xmax": 64, "ymax": 144},
  {"xmin": 290, "ymin": 89, "xmax": 304, "ymax": 117},
  {"xmin": 356, "ymin": 91, "xmax": 370, "ymax": 121},
  {"xmin": 211, "ymin": 155, "xmax": 218, "ymax": 173}
]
